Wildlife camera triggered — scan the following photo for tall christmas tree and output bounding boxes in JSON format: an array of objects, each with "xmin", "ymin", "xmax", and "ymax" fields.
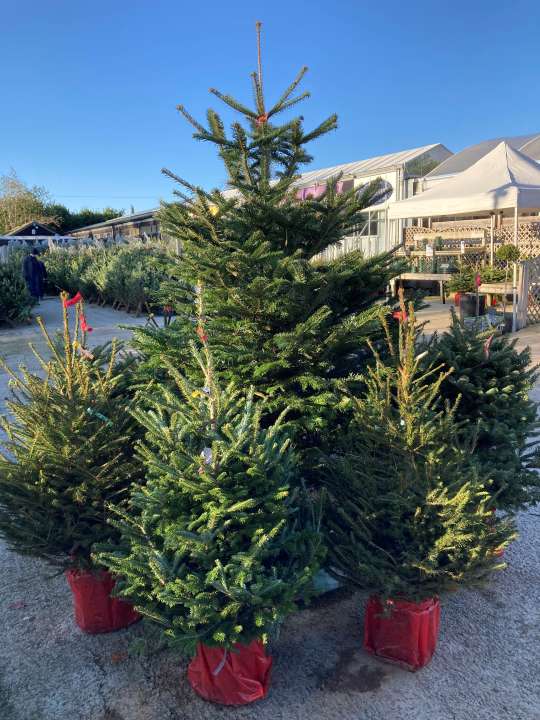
[
  {"xmin": 321, "ymin": 296, "xmax": 515, "ymax": 601},
  {"xmin": 0, "ymin": 296, "xmax": 143, "ymax": 569},
  {"xmin": 430, "ymin": 311, "xmax": 540, "ymax": 511},
  {"xmin": 99, "ymin": 289, "xmax": 323, "ymax": 654},
  {"xmin": 134, "ymin": 23, "xmax": 400, "ymax": 458}
]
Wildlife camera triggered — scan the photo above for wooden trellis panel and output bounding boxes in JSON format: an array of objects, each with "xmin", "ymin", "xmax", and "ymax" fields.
[
  {"xmin": 404, "ymin": 222, "xmax": 540, "ymax": 260},
  {"xmin": 518, "ymin": 257, "xmax": 540, "ymax": 326},
  {"xmin": 403, "ymin": 225, "xmax": 488, "ymax": 247}
]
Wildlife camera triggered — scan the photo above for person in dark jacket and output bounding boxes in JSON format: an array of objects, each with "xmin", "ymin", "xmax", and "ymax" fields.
[
  {"xmin": 36, "ymin": 255, "xmax": 47, "ymax": 300},
  {"xmin": 22, "ymin": 248, "xmax": 42, "ymax": 301}
]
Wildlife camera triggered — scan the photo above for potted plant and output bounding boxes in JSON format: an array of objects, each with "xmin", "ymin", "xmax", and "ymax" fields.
[
  {"xmin": 98, "ymin": 305, "xmax": 323, "ymax": 705},
  {"xmin": 320, "ymin": 294, "xmax": 515, "ymax": 670},
  {"xmin": 446, "ymin": 268, "xmax": 474, "ymax": 306},
  {"xmin": 479, "ymin": 266, "xmax": 506, "ymax": 284},
  {"xmin": 0, "ymin": 294, "xmax": 143, "ymax": 633}
]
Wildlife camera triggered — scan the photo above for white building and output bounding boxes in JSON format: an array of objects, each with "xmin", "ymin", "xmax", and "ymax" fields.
[{"xmin": 292, "ymin": 143, "xmax": 452, "ymax": 260}]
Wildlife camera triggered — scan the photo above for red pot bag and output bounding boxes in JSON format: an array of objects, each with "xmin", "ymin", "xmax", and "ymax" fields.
[
  {"xmin": 188, "ymin": 639, "xmax": 272, "ymax": 705},
  {"xmin": 65, "ymin": 569, "xmax": 140, "ymax": 634},
  {"xmin": 364, "ymin": 595, "xmax": 440, "ymax": 671}
]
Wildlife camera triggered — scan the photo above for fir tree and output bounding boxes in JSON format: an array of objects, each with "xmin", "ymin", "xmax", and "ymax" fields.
[
  {"xmin": 133, "ymin": 24, "xmax": 401, "ymax": 458},
  {"xmin": 0, "ymin": 296, "xmax": 143, "ymax": 569},
  {"xmin": 320, "ymin": 297, "xmax": 515, "ymax": 601},
  {"xmin": 98, "ymin": 294, "xmax": 323, "ymax": 654},
  {"xmin": 430, "ymin": 311, "xmax": 540, "ymax": 511}
]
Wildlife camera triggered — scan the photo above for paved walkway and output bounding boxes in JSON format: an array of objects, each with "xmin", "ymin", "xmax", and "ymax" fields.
[
  {"xmin": 0, "ymin": 299, "xmax": 539, "ymax": 720},
  {"xmin": 0, "ymin": 298, "xmax": 147, "ymax": 443}
]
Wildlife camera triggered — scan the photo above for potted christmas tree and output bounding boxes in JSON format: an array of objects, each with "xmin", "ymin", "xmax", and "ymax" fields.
[
  {"xmin": 97, "ymin": 294, "xmax": 323, "ymax": 705},
  {"xmin": 0, "ymin": 294, "xmax": 143, "ymax": 633},
  {"xmin": 430, "ymin": 311, "xmax": 540, "ymax": 512},
  {"xmin": 447, "ymin": 267, "xmax": 474, "ymax": 306},
  {"xmin": 320, "ymin": 294, "xmax": 515, "ymax": 671}
]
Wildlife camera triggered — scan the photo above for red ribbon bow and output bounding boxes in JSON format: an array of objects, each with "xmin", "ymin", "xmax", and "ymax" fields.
[
  {"xmin": 64, "ymin": 291, "xmax": 83, "ymax": 307},
  {"xmin": 80, "ymin": 312, "xmax": 93, "ymax": 333},
  {"xmin": 196, "ymin": 325, "xmax": 208, "ymax": 343},
  {"xmin": 392, "ymin": 310, "xmax": 408, "ymax": 323}
]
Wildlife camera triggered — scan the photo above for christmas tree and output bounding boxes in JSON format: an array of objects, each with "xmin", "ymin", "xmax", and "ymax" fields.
[
  {"xmin": 321, "ymin": 296, "xmax": 515, "ymax": 601},
  {"xmin": 0, "ymin": 295, "xmax": 143, "ymax": 569},
  {"xmin": 133, "ymin": 24, "xmax": 400, "ymax": 459},
  {"xmin": 430, "ymin": 311, "xmax": 540, "ymax": 511},
  {"xmin": 99, "ymin": 290, "xmax": 323, "ymax": 654}
]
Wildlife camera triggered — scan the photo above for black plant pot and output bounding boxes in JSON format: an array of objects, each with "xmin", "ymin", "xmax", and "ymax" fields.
[{"xmin": 459, "ymin": 293, "xmax": 486, "ymax": 321}]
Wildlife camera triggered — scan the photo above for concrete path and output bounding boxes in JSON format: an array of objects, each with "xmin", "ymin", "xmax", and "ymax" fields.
[
  {"xmin": 0, "ymin": 298, "xmax": 147, "ymax": 444},
  {"xmin": 0, "ymin": 298, "xmax": 539, "ymax": 720}
]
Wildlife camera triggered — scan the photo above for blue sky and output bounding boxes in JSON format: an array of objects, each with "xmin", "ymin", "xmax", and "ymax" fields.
[{"xmin": 1, "ymin": 0, "xmax": 539, "ymax": 213}]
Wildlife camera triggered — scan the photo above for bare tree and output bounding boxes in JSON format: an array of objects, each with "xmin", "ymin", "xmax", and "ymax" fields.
[{"xmin": 0, "ymin": 169, "xmax": 55, "ymax": 234}]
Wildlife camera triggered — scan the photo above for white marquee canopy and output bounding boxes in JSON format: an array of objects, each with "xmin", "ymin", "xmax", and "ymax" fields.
[{"xmin": 388, "ymin": 141, "xmax": 540, "ymax": 219}]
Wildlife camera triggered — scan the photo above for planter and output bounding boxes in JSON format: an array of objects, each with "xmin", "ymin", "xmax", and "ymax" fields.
[
  {"xmin": 364, "ymin": 596, "xmax": 440, "ymax": 671},
  {"xmin": 188, "ymin": 639, "xmax": 272, "ymax": 705},
  {"xmin": 66, "ymin": 569, "xmax": 140, "ymax": 634},
  {"xmin": 459, "ymin": 293, "xmax": 486, "ymax": 320},
  {"xmin": 454, "ymin": 292, "xmax": 462, "ymax": 307}
]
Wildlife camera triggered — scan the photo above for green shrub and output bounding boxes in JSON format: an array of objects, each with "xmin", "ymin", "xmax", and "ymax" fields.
[
  {"xmin": 447, "ymin": 267, "xmax": 474, "ymax": 294},
  {"xmin": 430, "ymin": 311, "xmax": 540, "ymax": 511},
  {"xmin": 479, "ymin": 266, "xmax": 506, "ymax": 283},
  {"xmin": 45, "ymin": 246, "xmax": 95, "ymax": 298},
  {"xmin": 0, "ymin": 250, "xmax": 35, "ymax": 326},
  {"xmin": 495, "ymin": 244, "xmax": 520, "ymax": 264},
  {"xmin": 44, "ymin": 243, "xmax": 174, "ymax": 312}
]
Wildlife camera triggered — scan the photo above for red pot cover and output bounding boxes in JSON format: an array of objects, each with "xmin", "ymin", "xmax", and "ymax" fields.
[
  {"xmin": 454, "ymin": 292, "xmax": 462, "ymax": 306},
  {"xmin": 364, "ymin": 595, "xmax": 440, "ymax": 671},
  {"xmin": 65, "ymin": 569, "xmax": 140, "ymax": 634},
  {"xmin": 188, "ymin": 639, "xmax": 272, "ymax": 705}
]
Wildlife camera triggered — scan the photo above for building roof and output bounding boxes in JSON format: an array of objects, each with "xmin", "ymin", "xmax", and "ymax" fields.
[
  {"xmin": 427, "ymin": 133, "xmax": 540, "ymax": 179},
  {"xmin": 68, "ymin": 208, "xmax": 158, "ymax": 234},
  {"xmin": 294, "ymin": 144, "xmax": 449, "ymax": 186},
  {"xmin": 6, "ymin": 220, "xmax": 56, "ymax": 236}
]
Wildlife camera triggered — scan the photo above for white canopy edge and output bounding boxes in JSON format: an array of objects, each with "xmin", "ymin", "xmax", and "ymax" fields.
[{"xmin": 388, "ymin": 141, "xmax": 540, "ymax": 219}]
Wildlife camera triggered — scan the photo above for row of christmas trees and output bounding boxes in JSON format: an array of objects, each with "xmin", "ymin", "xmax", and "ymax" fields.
[{"xmin": 1, "ymin": 41, "xmax": 539, "ymax": 704}]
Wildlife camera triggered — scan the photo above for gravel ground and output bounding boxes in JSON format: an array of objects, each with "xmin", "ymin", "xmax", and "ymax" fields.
[{"xmin": 0, "ymin": 299, "xmax": 539, "ymax": 720}]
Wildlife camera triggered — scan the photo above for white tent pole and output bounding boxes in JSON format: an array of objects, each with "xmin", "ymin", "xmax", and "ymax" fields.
[
  {"xmin": 512, "ymin": 261, "xmax": 518, "ymax": 332},
  {"xmin": 490, "ymin": 213, "xmax": 495, "ymax": 265},
  {"xmin": 512, "ymin": 205, "xmax": 519, "ymax": 332}
]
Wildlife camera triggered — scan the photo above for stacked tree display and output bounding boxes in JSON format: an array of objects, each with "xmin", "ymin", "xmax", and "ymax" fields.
[
  {"xmin": 321, "ymin": 297, "xmax": 515, "ymax": 669},
  {"xmin": 431, "ymin": 312, "xmax": 540, "ymax": 511},
  {"xmin": 133, "ymin": 45, "xmax": 401, "ymax": 464},
  {"xmin": 99, "ymin": 293, "xmax": 323, "ymax": 704},
  {"xmin": 0, "ymin": 295, "xmax": 143, "ymax": 632}
]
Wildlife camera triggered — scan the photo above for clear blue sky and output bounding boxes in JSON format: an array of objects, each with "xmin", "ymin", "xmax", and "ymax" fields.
[{"xmin": 1, "ymin": 0, "xmax": 539, "ymax": 213}]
